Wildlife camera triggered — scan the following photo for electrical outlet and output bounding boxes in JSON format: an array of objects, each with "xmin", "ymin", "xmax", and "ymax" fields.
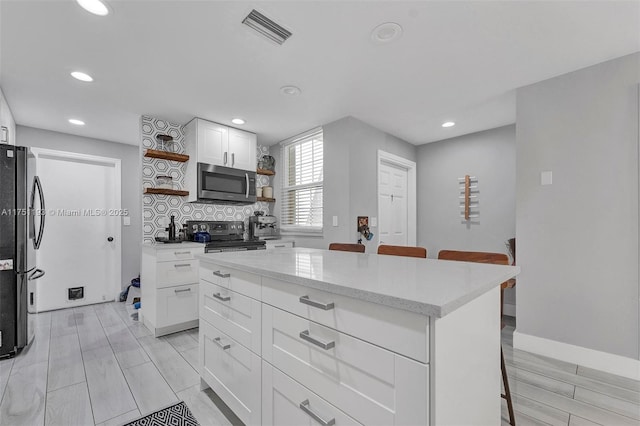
[
  {"xmin": 541, "ymin": 171, "xmax": 553, "ymax": 185},
  {"xmin": 332, "ymin": 216, "xmax": 338, "ymax": 227}
]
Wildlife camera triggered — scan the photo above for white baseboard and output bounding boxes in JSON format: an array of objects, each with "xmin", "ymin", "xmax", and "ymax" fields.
[
  {"xmin": 513, "ymin": 330, "xmax": 640, "ymax": 381},
  {"xmin": 503, "ymin": 303, "xmax": 516, "ymax": 317}
]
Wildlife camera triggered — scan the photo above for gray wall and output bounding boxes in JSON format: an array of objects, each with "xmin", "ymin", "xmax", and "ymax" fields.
[
  {"xmin": 17, "ymin": 125, "xmax": 141, "ymax": 290},
  {"xmin": 416, "ymin": 125, "xmax": 516, "ymax": 304},
  {"xmin": 516, "ymin": 53, "xmax": 639, "ymax": 359},
  {"xmin": 273, "ymin": 116, "xmax": 417, "ymax": 251}
]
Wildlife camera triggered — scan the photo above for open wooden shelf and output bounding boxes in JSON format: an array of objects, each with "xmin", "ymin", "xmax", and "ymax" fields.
[
  {"xmin": 144, "ymin": 188, "xmax": 189, "ymax": 196},
  {"xmin": 257, "ymin": 196, "xmax": 275, "ymax": 202},
  {"xmin": 257, "ymin": 168, "xmax": 275, "ymax": 176},
  {"xmin": 144, "ymin": 149, "xmax": 189, "ymax": 162}
]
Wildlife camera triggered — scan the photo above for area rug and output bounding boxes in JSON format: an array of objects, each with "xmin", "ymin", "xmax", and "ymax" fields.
[{"xmin": 124, "ymin": 401, "xmax": 199, "ymax": 426}]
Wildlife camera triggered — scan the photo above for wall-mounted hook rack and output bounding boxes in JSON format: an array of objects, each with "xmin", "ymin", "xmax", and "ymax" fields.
[{"xmin": 459, "ymin": 175, "xmax": 479, "ymax": 220}]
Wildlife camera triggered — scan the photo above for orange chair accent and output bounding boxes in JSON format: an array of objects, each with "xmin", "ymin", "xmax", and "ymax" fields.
[
  {"xmin": 437, "ymin": 249, "xmax": 516, "ymax": 426},
  {"xmin": 377, "ymin": 244, "xmax": 427, "ymax": 258},
  {"xmin": 328, "ymin": 243, "xmax": 365, "ymax": 253}
]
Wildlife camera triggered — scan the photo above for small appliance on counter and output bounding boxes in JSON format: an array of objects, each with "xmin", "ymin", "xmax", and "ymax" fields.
[
  {"xmin": 186, "ymin": 220, "xmax": 266, "ymax": 253},
  {"xmin": 249, "ymin": 211, "xmax": 280, "ymax": 240}
]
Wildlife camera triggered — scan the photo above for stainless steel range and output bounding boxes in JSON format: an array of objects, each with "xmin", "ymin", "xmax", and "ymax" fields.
[{"xmin": 185, "ymin": 220, "xmax": 266, "ymax": 253}]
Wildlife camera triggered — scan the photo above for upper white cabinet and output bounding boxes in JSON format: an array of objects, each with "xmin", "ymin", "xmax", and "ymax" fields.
[
  {"xmin": 185, "ymin": 118, "xmax": 256, "ymax": 171},
  {"xmin": 0, "ymin": 87, "xmax": 16, "ymax": 146}
]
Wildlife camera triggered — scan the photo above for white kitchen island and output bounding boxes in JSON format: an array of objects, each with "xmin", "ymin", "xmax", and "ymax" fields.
[{"xmin": 196, "ymin": 247, "xmax": 520, "ymax": 426}]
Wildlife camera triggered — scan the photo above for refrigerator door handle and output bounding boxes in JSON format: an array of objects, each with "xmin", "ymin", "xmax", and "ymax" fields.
[
  {"xmin": 28, "ymin": 269, "xmax": 45, "ymax": 280},
  {"xmin": 33, "ymin": 176, "xmax": 45, "ymax": 250}
]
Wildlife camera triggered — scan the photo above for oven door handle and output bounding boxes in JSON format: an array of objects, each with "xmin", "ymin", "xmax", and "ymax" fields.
[{"xmin": 245, "ymin": 173, "xmax": 249, "ymax": 198}]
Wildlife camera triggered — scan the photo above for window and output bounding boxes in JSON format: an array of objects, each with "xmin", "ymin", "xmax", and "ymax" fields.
[{"xmin": 281, "ymin": 127, "xmax": 323, "ymax": 234}]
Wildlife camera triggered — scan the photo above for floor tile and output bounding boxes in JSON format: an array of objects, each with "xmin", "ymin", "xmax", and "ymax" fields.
[
  {"xmin": 0, "ymin": 361, "xmax": 48, "ymax": 426},
  {"xmin": 0, "ymin": 357, "xmax": 14, "ymax": 404},
  {"xmin": 83, "ymin": 346, "xmax": 138, "ymax": 424},
  {"xmin": 95, "ymin": 409, "xmax": 141, "ymax": 426},
  {"xmin": 176, "ymin": 385, "xmax": 233, "ymax": 426},
  {"xmin": 45, "ymin": 382, "xmax": 94, "ymax": 426},
  {"xmin": 181, "ymin": 346, "xmax": 200, "ymax": 371},
  {"xmin": 75, "ymin": 308, "xmax": 111, "ymax": 353},
  {"xmin": 511, "ymin": 378, "xmax": 638, "ymax": 426},
  {"xmin": 576, "ymin": 366, "xmax": 640, "ymax": 393},
  {"xmin": 123, "ymin": 361, "xmax": 178, "ymax": 415},
  {"xmin": 138, "ymin": 336, "xmax": 199, "ymax": 393},
  {"xmin": 163, "ymin": 331, "xmax": 199, "ymax": 352},
  {"xmin": 507, "ymin": 365, "xmax": 576, "ymax": 398},
  {"xmin": 12, "ymin": 326, "xmax": 50, "ymax": 370},
  {"xmin": 573, "ymin": 387, "xmax": 640, "ymax": 420},
  {"xmin": 569, "ymin": 414, "xmax": 603, "ymax": 425},
  {"xmin": 47, "ymin": 332, "xmax": 85, "ymax": 391},
  {"xmin": 103, "ymin": 324, "xmax": 150, "ymax": 369},
  {"xmin": 50, "ymin": 309, "xmax": 78, "ymax": 337}
]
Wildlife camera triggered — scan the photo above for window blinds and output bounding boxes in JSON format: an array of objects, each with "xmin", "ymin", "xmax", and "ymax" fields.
[{"xmin": 280, "ymin": 128, "xmax": 323, "ymax": 233}]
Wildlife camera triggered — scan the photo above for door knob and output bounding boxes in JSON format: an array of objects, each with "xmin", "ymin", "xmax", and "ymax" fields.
[{"xmin": 107, "ymin": 237, "xmax": 114, "ymax": 242}]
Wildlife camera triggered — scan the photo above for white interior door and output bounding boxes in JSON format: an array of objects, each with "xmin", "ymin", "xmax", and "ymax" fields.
[
  {"xmin": 378, "ymin": 161, "xmax": 408, "ymax": 246},
  {"xmin": 33, "ymin": 149, "xmax": 121, "ymax": 311}
]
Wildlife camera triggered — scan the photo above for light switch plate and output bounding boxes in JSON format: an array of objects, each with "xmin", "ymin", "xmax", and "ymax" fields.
[
  {"xmin": 332, "ymin": 216, "xmax": 338, "ymax": 227},
  {"xmin": 123, "ymin": 216, "xmax": 131, "ymax": 226},
  {"xmin": 541, "ymin": 171, "xmax": 553, "ymax": 185},
  {"xmin": 371, "ymin": 217, "xmax": 377, "ymax": 227}
]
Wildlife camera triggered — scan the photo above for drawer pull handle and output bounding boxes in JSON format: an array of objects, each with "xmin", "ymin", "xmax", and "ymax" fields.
[
  {"xmin": 299, "ymin": 399, "xmax": 336, "ymax": 426},
  {"xmin": 274, "ymin": 245, "xmax": 286, "ymax": 248},
  {"xmin": 174, "ymin": 251, "xmax": 190, "ymax": 255},
  {"xmin": 213, "ymin": 292, "xmax": 231, "ymax": 302},
  {"xmin": 174, "ymin": 263, "xmax": 190, "ymax": 268},
  {"xmin": 213, "ymin": 337, "xmax": 231, "ymax": 350},
  {"xmin": 174, "ymin": 288, "xmax": 192, "ymax": 294},
  {"xmin": 299, "ymin": 330, "xmax": 335, "ymax": 350},
  {"xmin": 299, "ymin": 295, "xmax": 334, "ymax": 310},
  {"xmin": 213, "ymin": 270, "xmax": 231, "ymax": 278}
]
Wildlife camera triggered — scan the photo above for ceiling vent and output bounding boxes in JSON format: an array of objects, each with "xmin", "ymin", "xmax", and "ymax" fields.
[{"xmin": 242, "ymin": 9, "xmax": 292, "ymax": 45}]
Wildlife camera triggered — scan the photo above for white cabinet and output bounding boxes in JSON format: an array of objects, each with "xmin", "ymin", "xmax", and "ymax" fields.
[
  {"xmin": 228, "ymin": 128, "xmax": 257, "ymax": 171},
  {"xmin": 185, "ymin": 118, "xmax": 256, "ymax": 170},
  {"xmin": 0, "ymin": 87, "xmax": 16, "ymax": 145},
  {"xmin": 140, "ymin": 244, "xmax": 204, "ymax": 336}
]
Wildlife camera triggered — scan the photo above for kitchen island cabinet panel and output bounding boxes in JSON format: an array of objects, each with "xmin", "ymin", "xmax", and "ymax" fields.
[
  {"xmin": 200, "ymin": 280, "xmax": 261, "ymax": 355},
  {"xmin": 262, "ymin": 362, "xmax": 363, "ymax": 426},
  {"xmin": 262, "ymin": 276, "xmax": 429, "ymax": 363},
  {"xmin": 200, "ymin": 319, "xmax": 261, "ymax": 426}
]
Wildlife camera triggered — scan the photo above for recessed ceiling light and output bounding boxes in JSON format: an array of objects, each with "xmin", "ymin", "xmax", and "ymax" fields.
[
  {"xmin": 231, "ymin": 118, "xmax": 246, "ymax": 125},
  {"xmin": 371, "ymin": 22, "xmax": 403, "ymax": 43},
  {"xmin": 68, "ymin": 119, "xmax": 85, "ymax": 126},
  {"xmin": 280, "ymin": 85, "xmax": 301, "ymax": 96},
  {"xmin": 76, "ymin": 0, "xmax": 109, "ymax": 16},
  {"xmin": 70, "ymin": 71, "xmax": 93, "ymax": 82},
  {"xmin": 442, "ymin": 121, "xmax": 456, "ymax": 128}
]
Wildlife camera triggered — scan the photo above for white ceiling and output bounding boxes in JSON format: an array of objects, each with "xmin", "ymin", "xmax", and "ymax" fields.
[{"xmin": 1, "ymin": 1, "xmax": 638, "ymax": 146}]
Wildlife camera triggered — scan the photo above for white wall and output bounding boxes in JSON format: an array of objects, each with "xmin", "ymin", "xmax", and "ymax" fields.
[
  {"xmin": 273, "ymin": 116, "xmax": 417, "ymax": 251},
  {"xmin": 16, "ymin": 125, "xmax": 141, "ymax": 290},
  {"xmin": 516, "ymin": 53, "xmax": 639, "ymax": 360},
  {"xmin": 416, "ymin": 125, "xmax": 516, "ymax": 306}
]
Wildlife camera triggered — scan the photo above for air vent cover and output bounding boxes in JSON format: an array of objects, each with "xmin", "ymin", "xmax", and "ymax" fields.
[{"xmin": 242, "ymin": 9, "xmax": 292, "ymax": 45}]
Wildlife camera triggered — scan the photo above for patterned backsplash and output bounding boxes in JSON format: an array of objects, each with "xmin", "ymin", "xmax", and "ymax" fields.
[{"xmin": 141, "ymin": 116, "xmax": 271, "ymax": 242}]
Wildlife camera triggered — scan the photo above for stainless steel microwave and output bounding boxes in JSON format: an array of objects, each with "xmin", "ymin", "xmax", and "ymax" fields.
[{"xmin": 195, "ymin": 163, "xmax": 257, "ymax": 205}]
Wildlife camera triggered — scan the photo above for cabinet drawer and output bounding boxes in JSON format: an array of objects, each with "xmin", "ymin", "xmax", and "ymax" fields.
[
  {"xmin": 156, "ymin": 284, "xmax": 199, "ymax": 328},
  {"xmin": 200, "ymin": 320, "xmax": 261, "ymax": 426},
  {"xmin": 262, "ymin": 277, "xmax": 429, "ymax": 362},
  {"xmin": 156, "ymin": 247, "xmax": 202, "ymax": 262},
  {"xmin": 200, "ymin": 280, "xmax": 261, "ymax": 354},
  {"xmin": 200, "ymin": 263, "xmax": 261, "ymax": 300},
  {"xmin": 157, "ymin": 260, "xmax": 199, "ymax": 288},
  {"xmin": 262, "ymin": 361, "xmax": 363, "ymax": 426},
  {"xmin": 262, "ymin": 305, "xmax": 429, "ymax": 426}
]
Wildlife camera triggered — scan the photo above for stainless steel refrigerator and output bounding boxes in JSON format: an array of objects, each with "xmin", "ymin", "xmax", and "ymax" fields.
[{"xmin": 0, "ymin": 144, "xmax": 45, "ymax": 358}]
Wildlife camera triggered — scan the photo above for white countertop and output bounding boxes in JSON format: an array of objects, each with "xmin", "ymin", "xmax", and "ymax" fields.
[
  {"xmin": 142, "ymin": 242, "xmax": 205, "ymax": 251},
  {"xmin": 197, "ymin": 247, "xmax": 519, "ymax": 318}
]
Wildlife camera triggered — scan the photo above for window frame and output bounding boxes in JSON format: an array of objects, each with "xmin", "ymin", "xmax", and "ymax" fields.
[{"xmin": 279, "ymin": 127, "xmax": 324, "ymax": 236}]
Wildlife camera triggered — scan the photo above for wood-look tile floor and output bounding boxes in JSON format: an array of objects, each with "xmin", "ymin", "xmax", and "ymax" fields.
[
  {"xmin": 0, "ymin": 304, "xmax": 637, "ymax": 426},
  {"xmin": 0, "ymin": 302, "xmax": 236, "ymax": 426},
  {"xmin": 501, "ymin": 316, "xmax": 640, "ymax": 425}
]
